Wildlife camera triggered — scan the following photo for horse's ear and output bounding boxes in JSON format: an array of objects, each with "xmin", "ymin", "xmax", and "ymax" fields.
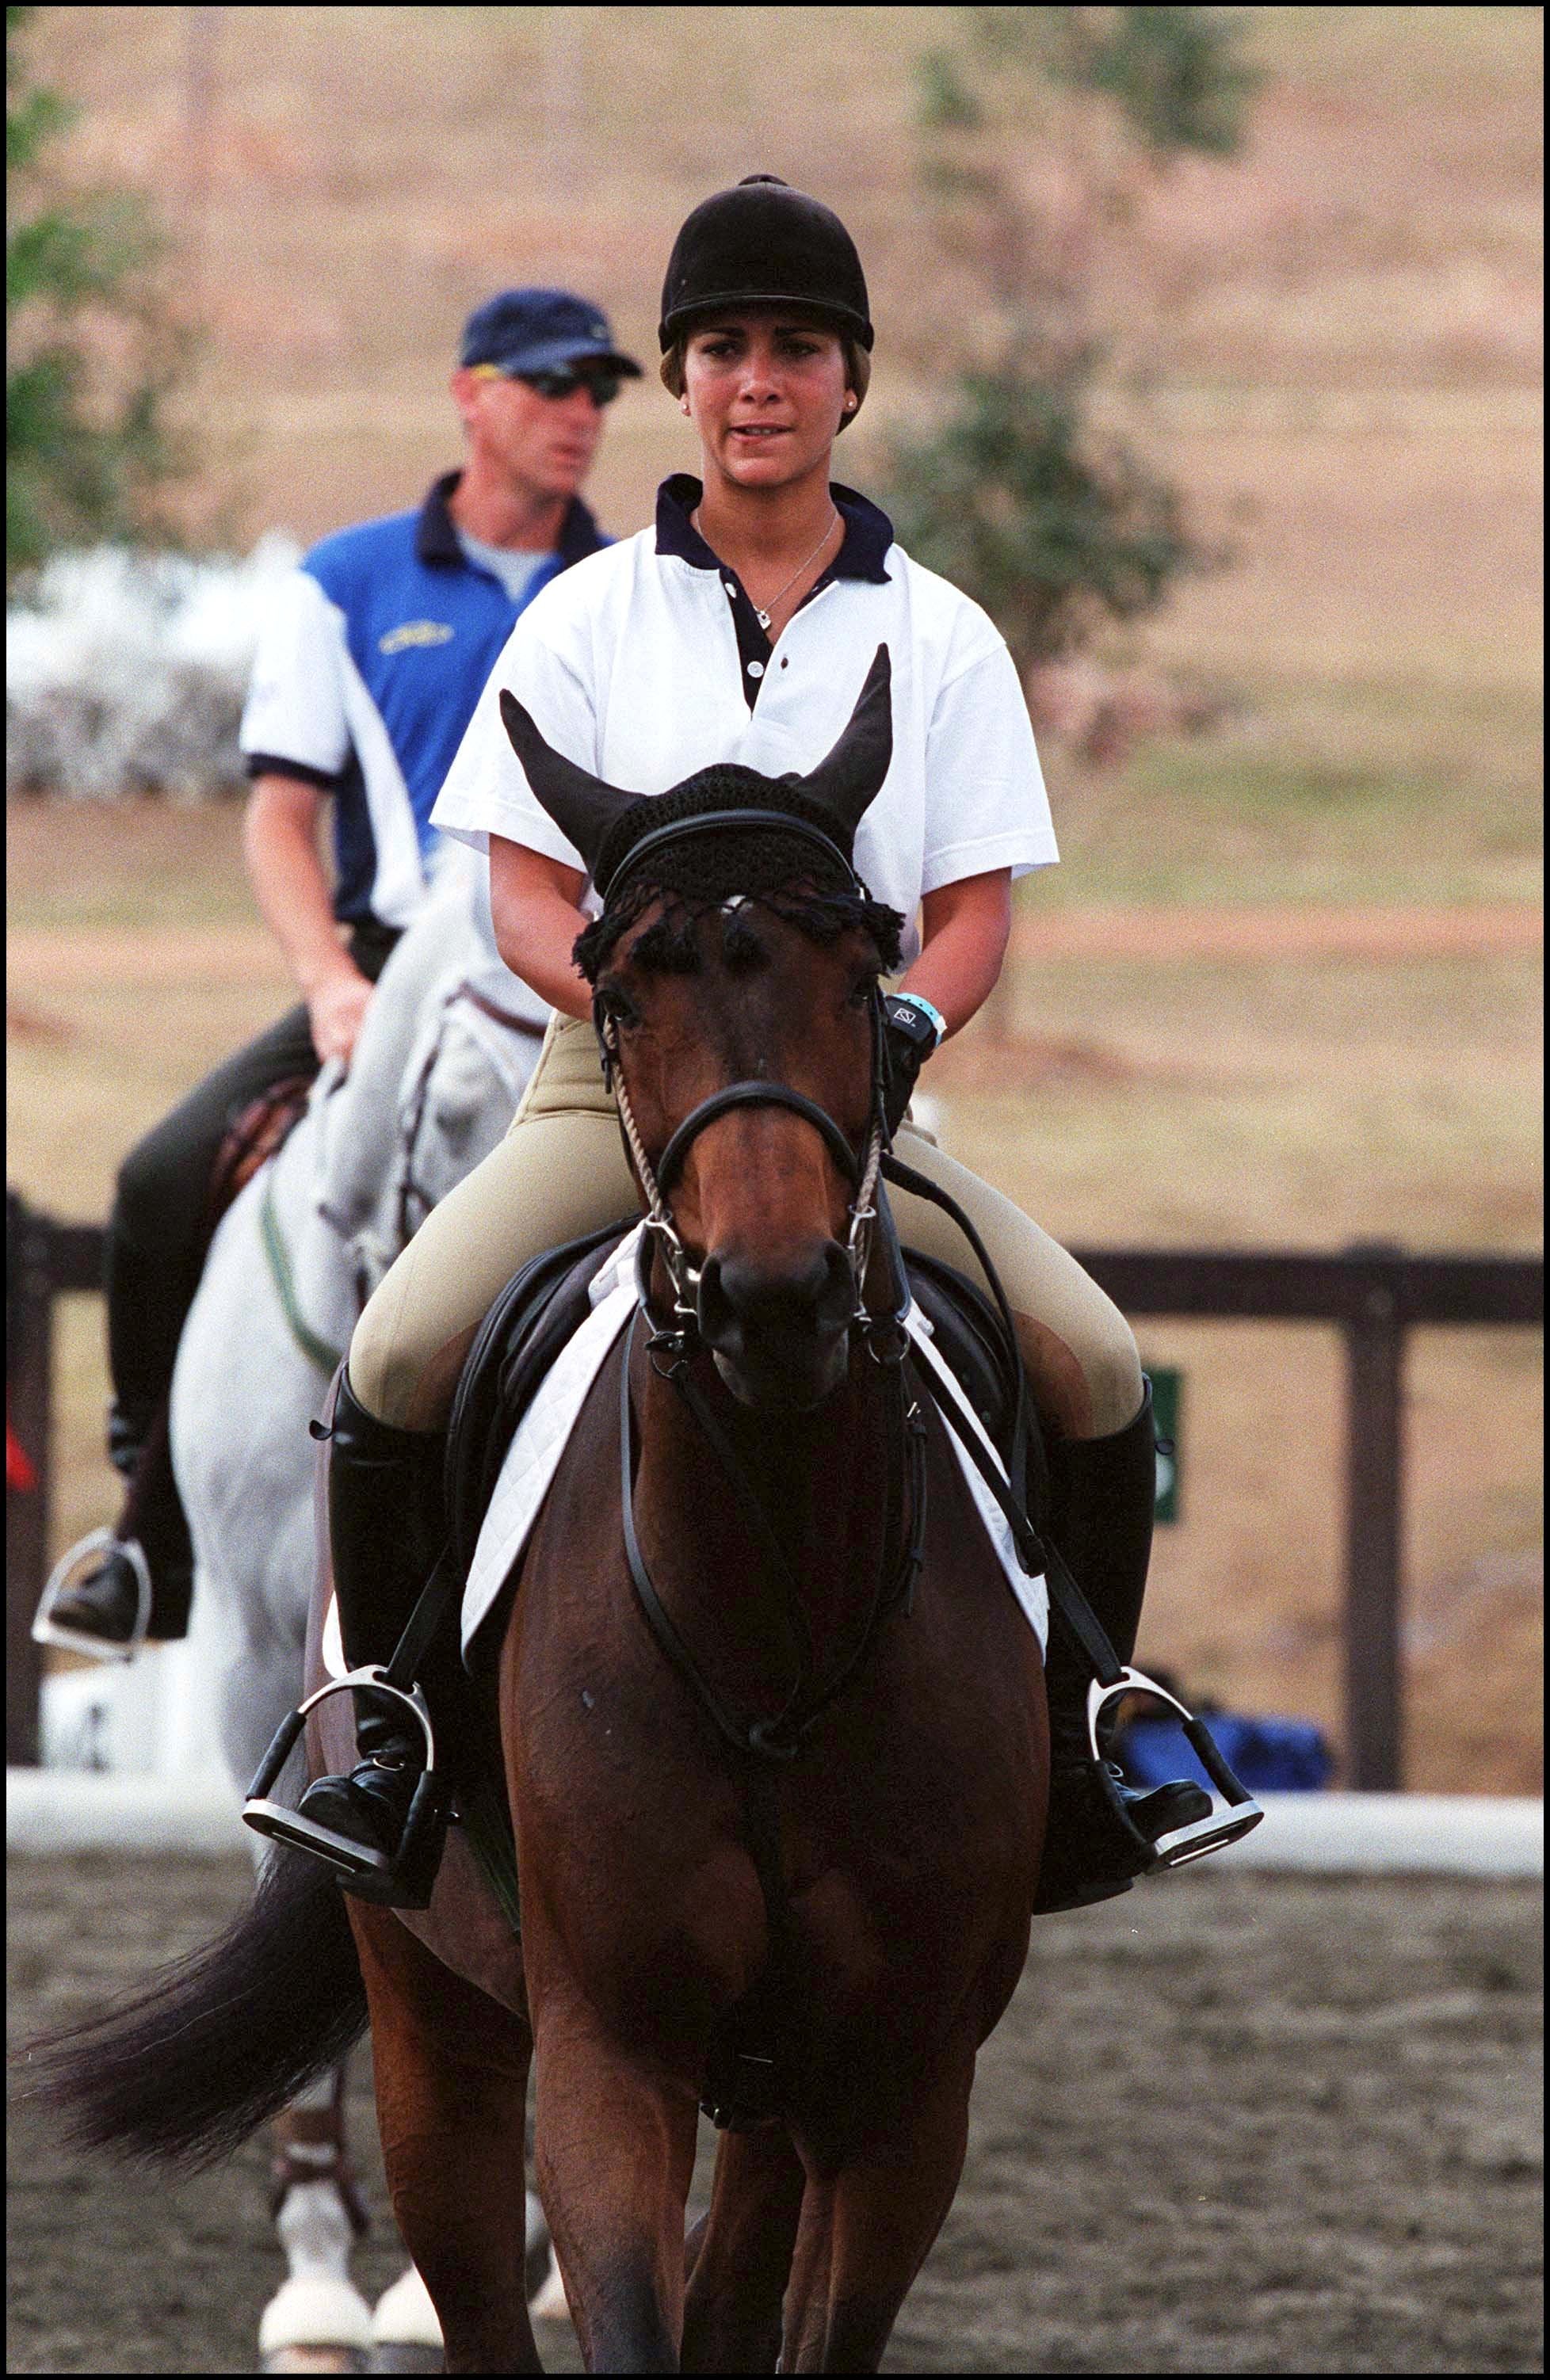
[
  {"xmin": 498, "ymin": 690, "xmax": 636, "ymax": 872},
  {"xmin": 793, "ymin": 645, "xmax": 892, "ymax": 847}
]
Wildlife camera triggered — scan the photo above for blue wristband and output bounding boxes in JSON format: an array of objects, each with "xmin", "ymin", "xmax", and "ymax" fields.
[{"xmin": 891, "ymin": 991, "xmax": 947, "ymax": 1048}]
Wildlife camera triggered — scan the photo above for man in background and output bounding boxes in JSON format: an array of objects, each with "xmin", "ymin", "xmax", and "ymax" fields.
[{"xmin": 38, "ymin": 288, "xmax": 641, "ymax": 1657}]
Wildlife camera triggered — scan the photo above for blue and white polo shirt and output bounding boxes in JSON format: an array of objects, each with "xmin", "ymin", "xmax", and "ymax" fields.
[{"xmin": 239, "ymin": 473, "xmax": 607, "ymax": 929}]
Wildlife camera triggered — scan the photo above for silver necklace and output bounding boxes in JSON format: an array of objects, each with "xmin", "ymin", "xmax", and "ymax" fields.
[{"xmin": 698, "ymin": 506, "xmax": 840, "ymax": 631}]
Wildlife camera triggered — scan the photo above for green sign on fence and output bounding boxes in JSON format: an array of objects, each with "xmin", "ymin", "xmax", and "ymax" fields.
[{"xmin": 1148, "ymin": 1364, "xmax": 1182, "ymax": 1524}]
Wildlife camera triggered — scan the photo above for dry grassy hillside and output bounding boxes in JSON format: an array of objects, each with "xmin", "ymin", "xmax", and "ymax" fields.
[{"xmin": 29, "ymin": 8, "xmax": 1544, "ymax": 753}]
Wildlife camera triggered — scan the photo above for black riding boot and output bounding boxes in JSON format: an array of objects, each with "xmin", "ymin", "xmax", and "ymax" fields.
[
  {"xmin": 286, "ymin": 1373, "xmax": 447, "ymax": 1901},
  {"xmin": 39, "ymin": 1402, "xmax": 194, "ymax": 1657},
  {"xmin": 1034, "ymin": 1381, "xmax": 1211, "ymax": 1914}
]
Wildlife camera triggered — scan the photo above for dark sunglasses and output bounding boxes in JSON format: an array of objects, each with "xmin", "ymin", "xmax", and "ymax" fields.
[{"xmin": 517, "ymin": 367, "xmax": 624, "ymax": 406}]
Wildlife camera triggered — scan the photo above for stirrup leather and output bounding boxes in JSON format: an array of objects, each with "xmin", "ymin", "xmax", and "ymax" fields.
[
  {"xmin": 242, "ymin": 1668, "xmax": 449, "ymax": 1908},
  {"xmin": 31, "ymin": 1528, "xmax": 151, "ymax": 1664},
  {"xmin": 1090, "ymin": 1667, "xmax": 1263, "ymax": 1871}
]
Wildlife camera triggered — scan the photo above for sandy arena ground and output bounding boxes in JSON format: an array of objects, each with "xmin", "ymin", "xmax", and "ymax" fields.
[{"xmin": 6, "ymin": 1854, "xmax": 1542, "ymax": 2374}]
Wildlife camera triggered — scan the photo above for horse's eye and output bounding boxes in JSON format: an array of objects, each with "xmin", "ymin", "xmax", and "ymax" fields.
[
  {"xmin": 848, "ymin": 977, "xmax": 877, "ymax": 1009},
  {"xmin": 599, "ymin": 986, "xmax": 641, "ymax": 1031}
]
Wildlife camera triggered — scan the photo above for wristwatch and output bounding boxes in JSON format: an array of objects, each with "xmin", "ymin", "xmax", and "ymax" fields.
[{"xmin": 882, "ymin": 991, "xmax": 946, "ymax": 1053}]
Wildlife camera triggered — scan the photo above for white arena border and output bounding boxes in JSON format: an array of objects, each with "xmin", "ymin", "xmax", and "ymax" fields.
[{"xmin": 6, "ymin": 1772, "xmax": 1543, "ymax": 1878}]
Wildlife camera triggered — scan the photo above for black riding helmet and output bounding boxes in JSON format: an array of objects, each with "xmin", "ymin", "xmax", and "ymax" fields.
[{"xmin": 658, "ymin": 174, "xmax": 873, "ymax": 351}]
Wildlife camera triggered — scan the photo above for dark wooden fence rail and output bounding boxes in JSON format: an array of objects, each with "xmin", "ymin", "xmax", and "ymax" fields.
[{"xmin": 6, "ymin": 1190, "xmax": 1543, "ymax": 1783}]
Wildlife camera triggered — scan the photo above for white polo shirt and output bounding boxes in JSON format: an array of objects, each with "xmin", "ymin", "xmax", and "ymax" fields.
[{"xmin": 431, "ymin": 477, "xmax": 1058, "ymax": 964}]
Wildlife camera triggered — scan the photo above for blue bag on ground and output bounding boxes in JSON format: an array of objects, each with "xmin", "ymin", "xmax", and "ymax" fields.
[{"xmin": 1115, "ymin": 1708, "xmax": 1334, "ymax": 1794}]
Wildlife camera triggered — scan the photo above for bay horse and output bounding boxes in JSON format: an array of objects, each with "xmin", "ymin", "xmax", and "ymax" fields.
[{"xmin": 29, "ymin": 648, "xmax": 1048, "ymax": 2372}]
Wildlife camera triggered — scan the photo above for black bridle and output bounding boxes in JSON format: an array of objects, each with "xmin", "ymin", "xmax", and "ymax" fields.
[
  {"xmin": 590, "ymin": 806, "xmax": 923, "ymax": 1768},
  {"xmin": 594, "ymin": 805, "xmax": 896, "ymax": 1349}
]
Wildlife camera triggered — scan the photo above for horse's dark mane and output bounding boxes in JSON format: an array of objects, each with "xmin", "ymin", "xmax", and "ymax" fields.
[{"xmin": 574, "ymin": 767, "xmax": 904, "ymax": 985}]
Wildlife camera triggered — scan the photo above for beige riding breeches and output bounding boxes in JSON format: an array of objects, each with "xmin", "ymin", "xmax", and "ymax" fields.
[{"xmin": 349, "ymin": 1014, "xmax": 1142, "ymax": 1442}]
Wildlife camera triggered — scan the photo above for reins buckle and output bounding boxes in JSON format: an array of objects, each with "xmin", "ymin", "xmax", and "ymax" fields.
[
  {"xmin": 1088, "ymin": 1666, "xmax": 1264, "ymax": 1871},
  {"xmin": 858, "ymin": 1310, "xmax": 909, "ymax": 1367},
  {"xmin": 646, "ymin": 1324, "xmax": 694, "ymax": 1378}
]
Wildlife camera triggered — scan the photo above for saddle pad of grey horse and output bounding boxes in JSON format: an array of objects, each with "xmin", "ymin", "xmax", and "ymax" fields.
[{"xmin": 454, "ymin": 1225, "xmax": 1047, "ymax": 1661}]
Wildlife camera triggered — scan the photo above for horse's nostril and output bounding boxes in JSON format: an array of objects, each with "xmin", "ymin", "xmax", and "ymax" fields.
[
  {"xmin": 696, "ymin": 1253, "xmax": 731, "ymax": 1342},
  {"xmin": 816, "ymin": 1240, "xmax": 857, "ymax": 1327},
  {"xmin": 697, "ymin": 1245, "xmax": 851, "ymax": 1348}
]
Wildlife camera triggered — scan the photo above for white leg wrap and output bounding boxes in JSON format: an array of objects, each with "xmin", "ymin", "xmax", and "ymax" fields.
[{"xmin": 259, "ymin": 2184, "xmax": 372, "ymax": 2364}]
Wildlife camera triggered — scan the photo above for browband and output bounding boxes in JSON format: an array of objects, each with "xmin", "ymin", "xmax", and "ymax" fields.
[{"xmin": 601, "ymin": 806, "xmax": 868, "ymax": 903}]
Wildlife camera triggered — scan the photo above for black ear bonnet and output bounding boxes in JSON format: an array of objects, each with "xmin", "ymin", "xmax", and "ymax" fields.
[{"xmin": 591, "ymin": 767, "xmax": 861, "ymax": 904}]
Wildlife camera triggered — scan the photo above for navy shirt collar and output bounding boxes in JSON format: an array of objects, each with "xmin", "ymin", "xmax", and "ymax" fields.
[
  {"xmin": 655, "ymin": 473, "xmax": 893, "ymax": 584},
  {"xmin": 415, "ymin": 470, "xmax": 604, "ymax": 571}
]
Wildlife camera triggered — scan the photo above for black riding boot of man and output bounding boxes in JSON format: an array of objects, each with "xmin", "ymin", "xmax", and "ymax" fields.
[
  {"xmin": 290, "ymin": 1373, "xmax": 446, "ymax": 1891},
  {"xmin": 43, "ymin": 1401, "xmax": 195, "ymax": 1651},
  {"xmin": 1033, "ymin": 1381, "xmax": 1211, "ymax": 1914}
]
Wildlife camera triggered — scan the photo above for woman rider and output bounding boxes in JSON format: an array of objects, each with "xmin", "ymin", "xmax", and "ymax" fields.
[{"xmin": 282, "ymin": 176, "xmax": 1211, "ymax": 1913}]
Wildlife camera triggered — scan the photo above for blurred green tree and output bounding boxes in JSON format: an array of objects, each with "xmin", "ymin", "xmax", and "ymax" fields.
[
  {"xmin": 890, "ymin": 7, "xmax": 1262, "ymax": 681},
  {"xmin": 888, "ymin": 353, "xmax": 1194, "ymax": 669},
  {"xmin": 6, "ymin": 3, "xmax": 192, "ymax": 582}
]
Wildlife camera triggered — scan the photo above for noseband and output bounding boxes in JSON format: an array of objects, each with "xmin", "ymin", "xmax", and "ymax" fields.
[{"xmin": 593, "ymin": 806, "xmax": 891, "ymax": 1343}]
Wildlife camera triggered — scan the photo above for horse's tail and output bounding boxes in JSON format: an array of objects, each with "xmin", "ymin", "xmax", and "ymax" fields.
[{"xmin": 20, "ymin": 1849, "xmax": 367, "ymax": 2171}]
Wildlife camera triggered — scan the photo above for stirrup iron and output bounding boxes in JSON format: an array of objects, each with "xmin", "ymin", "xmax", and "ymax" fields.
[
  {"xmin": 242, "ymin": 1668, "xmax": 446, "ymax": 1905},
  {"xmin": 1090, "ymin": 1667, "xmax": 1263, "ymax": 1870},
  {"xmin": 31, "ymin": 1528, "xmax": 151, "ymax": 1664}
]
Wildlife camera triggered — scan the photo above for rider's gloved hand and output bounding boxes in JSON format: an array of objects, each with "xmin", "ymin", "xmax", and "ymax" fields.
[{"xmin": 880, "ymin": 992, "xmax": 945, "ymax": 1137}]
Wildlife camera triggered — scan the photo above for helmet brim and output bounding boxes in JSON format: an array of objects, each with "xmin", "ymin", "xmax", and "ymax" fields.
[{"xmin": 659, "ymin": 293, "xmax": 873, "ymax": 351}]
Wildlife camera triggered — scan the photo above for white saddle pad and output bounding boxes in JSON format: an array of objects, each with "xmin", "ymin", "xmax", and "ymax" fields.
[{"xmin": 458, "ymin": 1226, "xmax": 1047, "ymax": 1660}]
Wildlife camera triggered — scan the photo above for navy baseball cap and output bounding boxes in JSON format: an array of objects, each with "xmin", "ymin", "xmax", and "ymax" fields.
[{"xmin": 459, "ymin": 288, "xmax": 643, "ymax": 381}]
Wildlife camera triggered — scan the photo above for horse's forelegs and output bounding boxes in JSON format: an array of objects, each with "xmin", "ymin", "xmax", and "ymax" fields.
[
  {"xmin": 349, "ymin": 1905, "xmax": 542, "ymax": 2374},
  {"xmin": 681, "ymin": 2126, "xmax": 804, "ymax": 2373},
  {"xmin": 784, "ymin": 2035, "xmax": 975, "ymax": 2374},
  {"xmin": 533, "ymin": 2003, "xmax": 700, "ymax": 2373}
]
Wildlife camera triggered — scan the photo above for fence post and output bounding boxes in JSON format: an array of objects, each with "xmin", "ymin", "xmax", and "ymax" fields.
[
  {"xmin": 6, "ymin": 1195, "xmax": 52, "ymax": 1766},
  {"xmin": 1342, "ymin": 1243, "xmax": 1406, "ymax": 1791}
]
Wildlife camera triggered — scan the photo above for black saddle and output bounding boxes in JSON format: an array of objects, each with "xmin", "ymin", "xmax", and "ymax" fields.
[
  {"xmin": 445, "ymin": 1219, "xmax": 1040, "ymax": 1618},
  {"xmin": 445, "ymin": 1217, "xmax": 637, "ymax": 1586}
]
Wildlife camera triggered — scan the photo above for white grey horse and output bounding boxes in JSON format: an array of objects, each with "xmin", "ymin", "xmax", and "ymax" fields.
[{"xmin": 172, "ymin": 849, "xmax": 553, "ymax": 2370}]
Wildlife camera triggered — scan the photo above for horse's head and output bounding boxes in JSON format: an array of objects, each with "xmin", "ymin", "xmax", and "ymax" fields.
[{"xmin": 501, "ymin": 648, "xmax": 902, "ymax": 1410}]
